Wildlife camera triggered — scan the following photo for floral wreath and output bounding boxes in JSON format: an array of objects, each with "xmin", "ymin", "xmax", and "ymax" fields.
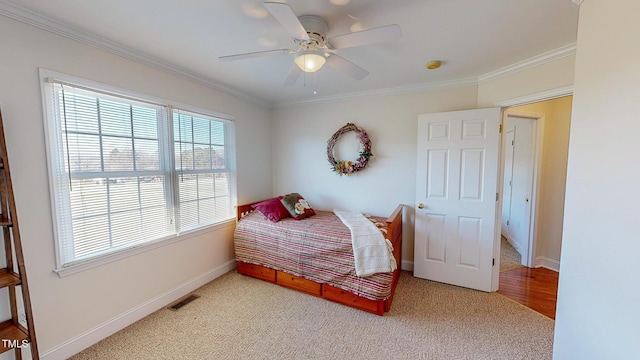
[{"xmin": 327, "ymin": 123, "xmax": 373, "ymax": 176}]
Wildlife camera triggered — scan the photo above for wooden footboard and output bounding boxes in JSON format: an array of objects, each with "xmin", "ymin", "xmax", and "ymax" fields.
[
  {"xmin": 235, "ymin": 202, "xmax": 403, "ymax": 316},
  {"xmin": 383, "ymin": 204, "xmax": 403, "ymax": 313}
]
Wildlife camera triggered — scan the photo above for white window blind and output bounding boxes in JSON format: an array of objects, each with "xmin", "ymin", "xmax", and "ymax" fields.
[
  {"xmin": 43, "ymin": 78, "xmax": 235, "ymax": 269},
  {"xmin": 173, "ymin": 110, "xmax": 232, "ymax": 232}
]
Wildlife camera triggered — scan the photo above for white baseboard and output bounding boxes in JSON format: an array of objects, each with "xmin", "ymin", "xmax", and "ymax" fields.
[
  {"xmin": 503, "ymin": 234, "xmax": 525, "ymax": 256},
  {"xmin": 401, "ymin": 260, "xmax": 414, "ymax": 272},
  {"xmin": 41, "ymin": 260, "xmax": 237, "ymax": 360},
  {"xmin": 534, "ymin": 256, "xmax": 560, "ymax": 272}
]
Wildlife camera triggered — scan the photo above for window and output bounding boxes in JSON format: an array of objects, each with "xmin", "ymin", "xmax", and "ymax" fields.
[
  {"xmin": 173, "ymin": 111, "xmax": 232, "ymax": 231},
  {"xmin": 42, "ymin": 73, "xmax": 235, "ymax": 272}
]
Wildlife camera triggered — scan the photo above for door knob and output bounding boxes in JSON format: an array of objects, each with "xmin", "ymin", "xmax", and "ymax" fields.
[{"xmin": 417, "ymin": 203, "xmax": 425, "ymax": 209}]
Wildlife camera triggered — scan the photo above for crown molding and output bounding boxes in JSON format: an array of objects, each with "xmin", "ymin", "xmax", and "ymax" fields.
[
  {"xmin": 279, "ymin": 41, "xmax": 578, "ymax": 107},
  {"xmin": 478, "ymin": 43, "xmax": 577, "ymax": 84},
  {"xmin": 494, "ymin": 85, "xmax": 573, "ymax": 108},
  {"xmin": 3, "ymin": 0, "xmax": 473, "ymax": 109},
  {"xmin": 285, "ymin": 40, "xmax": 577, "ymax": 108},
  {"xmin": 571, "ymin": 0, "xmax": 584, "ymax": 5},
  {"xmin": 1, "ymin": 0, "xmax": 577, "ymax": 108},
  {"xmin": 0, "ymin": 0, "xmax": 270, "ymax": 107},
  {"xmin": 274, "ymin": 77, "xmax": 479, "ymax": 108}
]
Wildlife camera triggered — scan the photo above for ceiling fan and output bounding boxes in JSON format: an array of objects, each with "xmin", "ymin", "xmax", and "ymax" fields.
[{"xmin": 219, "ymin": 1, "xmax": 402, "ymax": 85}]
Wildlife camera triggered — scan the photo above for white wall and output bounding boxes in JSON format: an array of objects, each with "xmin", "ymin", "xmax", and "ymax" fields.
[
  {"xmin": 477, "ymin": 55, "xmax": 575, "ymax": 108},
  {"xmin": 271, "ymin": 87, "xmax": 478, "ymax": 265},
  {"xmin": 0, "ymin": 16, "xmax": 272, "ymax": 358},
  {"xmin": 554, "ymin": 1, "xmax": 640, "ymax": 358}
]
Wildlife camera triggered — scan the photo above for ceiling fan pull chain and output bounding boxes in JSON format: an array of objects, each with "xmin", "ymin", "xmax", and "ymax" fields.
[
  {"xmin": 313, "ymin": 72, "xmax": 318, "ymax": 95},
  {"xmin": 303, "ymin": 65, "xmax": 307, "ymax": 87}
]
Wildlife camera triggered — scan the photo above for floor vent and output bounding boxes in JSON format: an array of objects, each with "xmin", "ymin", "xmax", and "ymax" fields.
[{"xmin": 168, "ymin": 294, "xmax": 200, "ymax": 311}]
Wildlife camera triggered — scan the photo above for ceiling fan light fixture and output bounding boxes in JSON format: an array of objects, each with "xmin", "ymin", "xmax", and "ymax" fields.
[{"xmin": 295, "ymin": 51, "xmax": 326, "ymax": 73}]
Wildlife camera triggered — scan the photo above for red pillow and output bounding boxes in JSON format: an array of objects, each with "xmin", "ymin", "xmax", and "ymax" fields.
[{"xmin": 252, "ymin": 198, "xmax": 290, "ymax": 222}]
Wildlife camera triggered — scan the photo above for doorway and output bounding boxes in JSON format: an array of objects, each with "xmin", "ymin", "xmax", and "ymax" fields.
[
  {"xmin": 497, "ymin": 95, "xmax": 572, "ymax": 318},
  {"xmin": 498, "ymin": 95, "xmax": 572, "ymax": 271}
]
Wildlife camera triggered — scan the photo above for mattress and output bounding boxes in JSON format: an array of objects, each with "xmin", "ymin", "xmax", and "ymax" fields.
[{"xmin": 233, "ymin": 209, "xmax": 394, "ymax": 301}]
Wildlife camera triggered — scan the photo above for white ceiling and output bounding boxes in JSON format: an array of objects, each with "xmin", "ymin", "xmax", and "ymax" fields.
[{"xmin": 1, "ymin": 0, "xmax": 579, "ymax": 106}]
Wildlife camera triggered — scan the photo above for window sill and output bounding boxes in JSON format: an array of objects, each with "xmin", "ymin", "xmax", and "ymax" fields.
[{"xmin": 53, "ymin": 218, "xmax": 235, "ymax": 278}]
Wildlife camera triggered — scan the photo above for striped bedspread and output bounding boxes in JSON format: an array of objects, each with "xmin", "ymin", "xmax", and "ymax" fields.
[{"xmin": 233, "ymin": 210, "xmax": 394, "ymax": 301}]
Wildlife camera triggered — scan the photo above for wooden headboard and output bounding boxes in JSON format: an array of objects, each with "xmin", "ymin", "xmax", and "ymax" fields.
[{"xmin": 236, "ymin": 200, "xmax": 269, "ymax": 221}]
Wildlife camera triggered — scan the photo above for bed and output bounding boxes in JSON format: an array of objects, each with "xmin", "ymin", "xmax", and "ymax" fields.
[{"xmin": 233, "ymin": 200, "xmax": 403, "ymax": 316}]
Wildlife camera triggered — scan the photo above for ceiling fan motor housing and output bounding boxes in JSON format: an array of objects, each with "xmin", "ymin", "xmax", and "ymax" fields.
[{"xmin": 298, "ymin": 15, "xmax": 329, "ymax": 50}]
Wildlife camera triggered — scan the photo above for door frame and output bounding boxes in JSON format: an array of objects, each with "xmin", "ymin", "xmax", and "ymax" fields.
[{"xmin": 490, "ymin": 86, "xmax": 572, "ymax": 289}]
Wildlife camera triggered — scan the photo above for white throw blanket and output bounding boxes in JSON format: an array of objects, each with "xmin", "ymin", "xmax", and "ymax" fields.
[{"xmin": 333, "ymin": 209, "xmax": 397, "ymax": 277}]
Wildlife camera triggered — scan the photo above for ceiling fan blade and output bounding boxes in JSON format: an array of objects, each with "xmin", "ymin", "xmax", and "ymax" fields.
[
  {"xmin": 283, "ymin": 65, "xmax": 302, "ymax": 87},
  {"xmin": 264, "ymin": 2, "xmax": 309, "ymax": 41},
  {"xmin": 329, "ymin": 24, "xmax": 402, "ymax": 50},
  {"xmin": 219, "ymin": 48, "xmax": 291, "ymax": 61},
  {"xmin": 326, "ymin": 54, "xmax": 369, "ymax": 80}
]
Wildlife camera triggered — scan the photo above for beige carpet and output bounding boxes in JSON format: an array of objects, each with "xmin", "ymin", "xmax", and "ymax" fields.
[
  {"xmin": 71, "ymin": 271, "xmax": 553, "ymax": 360},
  {"xmin": 500, "ymin": 236, "xmax": 523, "ymax": 272}
]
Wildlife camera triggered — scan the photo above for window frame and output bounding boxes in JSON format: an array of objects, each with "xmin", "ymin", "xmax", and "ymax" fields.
[{"xmin": 39, "ymin": 69, "xmax": 237, "ymax": 277}]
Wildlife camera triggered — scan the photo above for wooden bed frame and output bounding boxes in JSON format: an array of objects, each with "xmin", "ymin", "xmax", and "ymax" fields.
[{"xmin": 234, "ymin": 202, "xmax": 403, "ymax": 316}]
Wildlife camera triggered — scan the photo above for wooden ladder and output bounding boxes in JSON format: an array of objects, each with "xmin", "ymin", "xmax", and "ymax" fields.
[{"xmin": 0, "ymin": 109, "xmax": 38, "ymax": 359}]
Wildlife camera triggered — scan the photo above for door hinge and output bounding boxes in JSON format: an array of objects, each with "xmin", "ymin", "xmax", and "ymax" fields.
[
  {"xmin": 499, "ymin": 124, "xmax": 503, "ymax": 133},
  {"xmin": 506, "ymin": 220, "xmax": 510, "ymax": 226},
  {"xmin": 493, "ymin": 258, "xmax": 495, "ymax": 266},
  {"xmin": 496, "ymin": 192, "xmax": 499, "ymax": 201}
]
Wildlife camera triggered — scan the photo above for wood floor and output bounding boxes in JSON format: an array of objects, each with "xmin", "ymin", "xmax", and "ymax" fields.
[{"xmin": 498, "ymin": 267, "xmax": 559, "ymax": 319}]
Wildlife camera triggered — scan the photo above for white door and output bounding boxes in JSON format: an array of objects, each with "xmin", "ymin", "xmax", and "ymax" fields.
[
  {"xmin": 501, "ymin": 129, "xmax": 515, "ymax": 237},
  {"xmin": 414, "ymin": 108, "xmax": 501, "ymax": 292}
]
